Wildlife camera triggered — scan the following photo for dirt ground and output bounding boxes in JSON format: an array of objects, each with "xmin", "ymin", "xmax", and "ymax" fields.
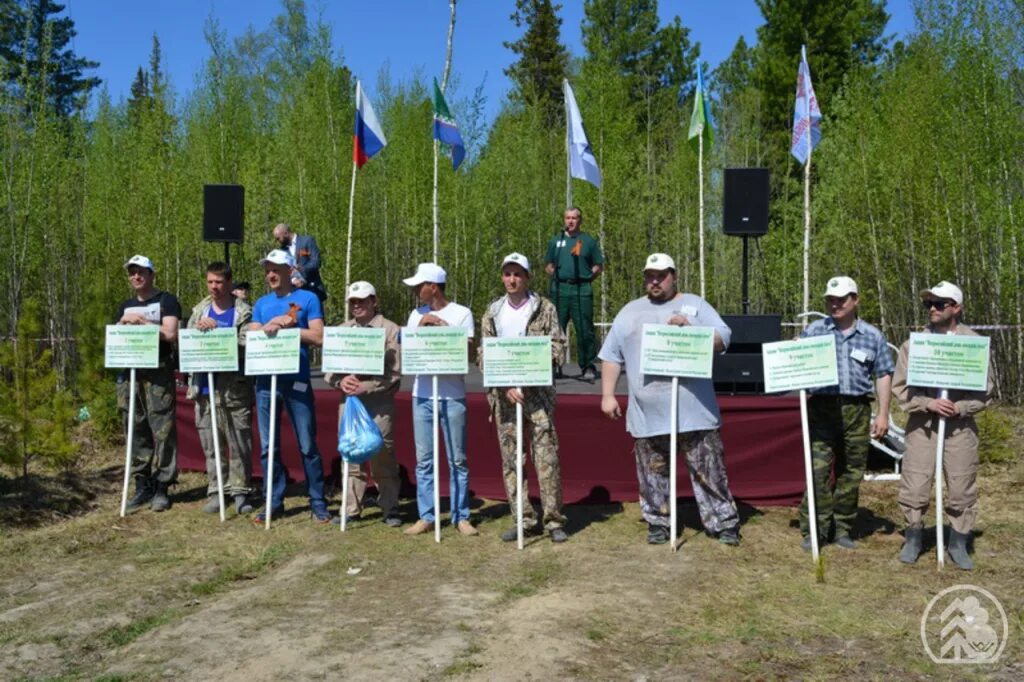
[{"xmin": 1, "ymin": 447, "xmax": 1022, "ymax": 681}]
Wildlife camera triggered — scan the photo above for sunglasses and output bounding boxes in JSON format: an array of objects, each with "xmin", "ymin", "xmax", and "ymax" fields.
[{"xmin": 922, "ymin": 299, "xmax": 953, "ymax": 311}]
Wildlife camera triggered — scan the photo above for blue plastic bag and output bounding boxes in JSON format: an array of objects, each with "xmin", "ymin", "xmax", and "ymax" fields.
[{"xmin": 337, "ymin": 396, "xmax": 384, "ymax": 464}]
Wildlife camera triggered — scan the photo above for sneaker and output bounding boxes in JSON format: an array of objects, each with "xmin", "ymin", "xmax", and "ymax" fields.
[
  {"xmin": 580, "ymin": 366, "xmax": 599, "ymax": 382},
  {"xmin": 383, "ymin": 514, "xmax": 403, "ymax": 528},
  {"xmin": 718, "ymin": 527, "xmax": 741, "ymax": 546},
  {"xmin": 457, "ymin": 520, "xmax": 479, "ymax": 536},
  {"xmin": 501, "ymin": 525, "xmax": 541, "ymax": 542},
  {"xmin": 312, "ymin": 510, "xmax": 337, "ymax": 525},
  {"xmin": 404, "ymin": 519, "xmax": 432, "ymax": 535},
  {"xmin": 801, "ymin": 536, "xmax": 826, "ymax": 552},
  {"xmin": 253, "ymin": 507, "xmax": 284, "ymax": 525},
  {"xmin": 647, "ymin": 524, "xmax": 670, "ymax": 545},
  {"xmin": 549, "ymin": 528, "xmax": 569, "ymax": 544},
  {"xmin": 234, "ymin": 495, "xmax": 254, "ymax": 515},
  {"xmin": 202, "ymin": 496, "xmax": 221, "ymax": 514},
  {"xmin": 834, "ymin": 534, "xmax": 857, "ymax": 550}
]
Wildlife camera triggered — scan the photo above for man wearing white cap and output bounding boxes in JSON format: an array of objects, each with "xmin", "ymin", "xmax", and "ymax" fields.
[
  {"xmin": 325, "ymin": 281, "xmax": 402, "ymax": 527},
  {"xmin": 598, "ymin": 253, "xmax": 740, "ymax": 546},
  {"xmin": 892, "ymin": 281, "xmax": 993, "ymax": 569},
  {"xmin": 115, "ymin": 255, "xmax": 182, "ymax": 512},
  {"xmin": 402, "ymin": 263, "xmax": 478, "ymax": 536},
  {"xmin": 798, "ymin": 276, "xmax": 895, "ymax": 551},
  {"xmin": 249, "ymin": 249, "xmax": 330, "ymax": 524},
  {"xmin": 479, "ymin": 253, "xmax": 569, "ymax": 543}
]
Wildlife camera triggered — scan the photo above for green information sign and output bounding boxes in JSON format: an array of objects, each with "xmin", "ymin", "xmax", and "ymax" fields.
[
  {"xmin": 178, "ymin": 328, "xmax": 239, "ymax": 373},
  {"xmin": 245, "ymin": 328, "xmax": 301, "ymax": 376},
  {"xmin": 906, "ymin": 332, "xmax": 990, "ymax": 392},
  {"xmin": 105, "ymin": 325, "xmax": 160, "ymax": 368},
  {"xmin": 482, "ymin": 336, "xmax": 553, "ymax": 387},
  {"xmin": 401, "ymin": 327, "xmax": 469, "ymax": 375},
  {"xmin": 322, "ymin": 326, "xmax": 386, "ymax": 375},
  {"xmin": 639, "ymin": 324, "xmax": 715, "ymax": 379},
  {"xmin": 762, "ymin": 335, "xmax": 839, "ymax": 393}
]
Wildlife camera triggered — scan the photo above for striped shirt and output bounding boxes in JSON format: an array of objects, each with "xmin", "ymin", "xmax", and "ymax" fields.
[{"xmin": 800, "ymin": 317, "xmax": 895, "ymax": 396}]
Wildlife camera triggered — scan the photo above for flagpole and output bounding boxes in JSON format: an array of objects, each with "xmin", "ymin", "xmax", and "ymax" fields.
[
  {"xmin": 698, "ymin": 132, "xmax": 706, "ymax": 299},
  {"xmin": 564, "ymin": 80, "xmax": 572, "ymax": 209},
  {"xmin": 346, "ymin": 81, "xmax": 360, "ymax": 299},
  {"xmin": 801, "ymin": 46, "xmax": 812, "ymax": 323},
  {"xmin": 432, "ymin": 139, "xmax": 440, "ymax": 262}
]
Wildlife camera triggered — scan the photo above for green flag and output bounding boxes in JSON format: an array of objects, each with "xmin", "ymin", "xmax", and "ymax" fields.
[{"xmin": 688, "ymin": 62, "xmax": 714, "ymax": 151}]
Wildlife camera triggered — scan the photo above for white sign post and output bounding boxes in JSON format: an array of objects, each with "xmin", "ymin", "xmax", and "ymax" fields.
[
  {"xmin": 245, "ymin": 329, "xmax": 301, "ymax": 529},
  {"xmin": 483, "ymin": 336, "xmax": 554, "ymax": 549},
  {"xmin": 402, "ymin": 326, "xmax": 470, "ymax": 543},
  {"xmin": 180, "ymin": 327, "xmax": 240, "ymax": 522},
  {"xmin": 905, "ymin": 332, "xmax": 991, "ymax": 570},
  {"xmin": 640, "ymin": 324, "xmax": 715, "ymax": 552},
  {"xmin": 105, "ymin": 325, "xmax": 160, "ymax": 517},
  {"xmin": 762, "ymin": 335, "xmax": 839, "ymax": 563}
]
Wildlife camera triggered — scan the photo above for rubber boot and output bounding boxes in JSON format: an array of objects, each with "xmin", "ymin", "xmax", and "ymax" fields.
[
  {"xmin": 947, "ymin": 529, "xmax": 974, "ymax": 570},
  {"xmin": 899, "ymin": 524, "xmax": 923, "ymax": 564},
  {"xmin": 125, "ymin": 476, "xmax": 153, "ymax": 513},
  {"xmin": 150, "ymin": 482, "xmax": 171, "ymax": 512}
]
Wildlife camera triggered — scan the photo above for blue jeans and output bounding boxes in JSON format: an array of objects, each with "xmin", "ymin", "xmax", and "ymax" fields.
[
  {"xmin": 413, "ymin": 397, "xmax": 470, "ymax": 523},
  {"xmin": 256, "ymin": 379, "xmax": 327, "ymax": 515}
]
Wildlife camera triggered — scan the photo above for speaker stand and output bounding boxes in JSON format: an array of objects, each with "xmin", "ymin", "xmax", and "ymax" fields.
[
  {"xmin": 224, "ymin": 242, "xmax": 230, "ymax": 268},
  {"xmin": 741, "ymin": 236, "xmax": 750, "ymax": 315}
]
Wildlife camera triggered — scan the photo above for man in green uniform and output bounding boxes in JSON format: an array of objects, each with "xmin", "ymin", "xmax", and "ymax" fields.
[{"xmin": 544, "ymin": 206, "xmax": 604, "ymax": 381}]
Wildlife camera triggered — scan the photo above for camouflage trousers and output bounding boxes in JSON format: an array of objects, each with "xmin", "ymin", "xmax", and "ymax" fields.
[
  {"xmin": 798, "ymin": 398, "xmax": 870, "ymax": 538},
  {"xmin": 117, "ymin": 369, "xmax": 177, "ymax": 484},
  {"xmin": 194, "ymin": 375, "xmax": 254, "ymax": 497},
  {"xmin": 634, "ymin": 430, "xmax": 738, "ymax": 534},
  {"xmin": 494, "ymin": 389, "xmax": 566, "ymax": 530}
]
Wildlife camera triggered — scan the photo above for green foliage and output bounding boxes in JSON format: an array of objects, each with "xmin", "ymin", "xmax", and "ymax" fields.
[
  {"xmin": 976, "ymin": 409, "xmax": 1017, "ymax": 464},
  {"xmin": 504, "ymin": 0, "xmax": 570, "ymax": 119}
]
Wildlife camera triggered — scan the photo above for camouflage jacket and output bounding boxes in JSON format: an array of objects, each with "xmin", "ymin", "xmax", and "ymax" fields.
[{"xmin": 185, "ymin": 295, "xmax": 253, "ymax": 400}]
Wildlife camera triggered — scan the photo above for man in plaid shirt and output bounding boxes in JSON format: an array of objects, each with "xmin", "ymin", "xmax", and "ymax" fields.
[{"xmin": 798, "ymin": 276, "xmax": 895, "ymax": 551}]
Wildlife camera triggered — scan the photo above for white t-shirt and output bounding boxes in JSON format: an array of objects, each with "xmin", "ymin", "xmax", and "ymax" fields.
[
  {"xmin": 407, "ymin": 301, "xmax": 475, "ymax": 399},
  {"xmin": 495, "ymin": 293, "xmax": 534, "ymax": 338}
]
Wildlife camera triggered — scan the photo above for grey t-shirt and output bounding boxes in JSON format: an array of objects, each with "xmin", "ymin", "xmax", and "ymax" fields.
[{"xmin": 598, "ymin": 293, "xmax": 731, "ymax": 438}]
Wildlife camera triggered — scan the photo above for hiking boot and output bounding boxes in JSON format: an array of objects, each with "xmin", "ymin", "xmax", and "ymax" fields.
[
  {"xmin": 457, "ymin": 520, "xmax": 479, "ymax": 536},
  {"xmin": 647, "ymin": 523, "xmax": 670, "ymax": 545},
  {"xmin": 718, "ymin": 527, "xmax": 741, "ymax": 546},
  {"xmin": 125, "ymin": 477, "xmax": 153, "ymax": 513},
  {"xmin": 947, "ymin": 529, "xmax": 974, "ymax": 570},
  {"xmin": 501, "ymin": 525, "xmax": 541, "ymax": 542},
  {"xmin": 150, "ymin": 482, "xmax": 171, "ymax": 512},
  {"xmin": 834, "ymin": 534, "xmax": 857, "ymax": 550},
  {"xmin": 202, "ymin": 496, "xmax": 221, "ymax": 514},
  {"xmin": 383, "ymin": 514, "xmax": 403, "ymax": 528},
  {"xmin": 234, "ymin": 494, "xmax": 253, "ymax": 515},
  {"xmin": 404, "ymin": 519, "xmax": 432, "ymax": 536},
  {"xmin": 899, "ymin": 524, "xmax": 923, "ymax": 564},
  {"xmin": 549, "ymin": 528, "xmax": 569, "ymax": 544}
]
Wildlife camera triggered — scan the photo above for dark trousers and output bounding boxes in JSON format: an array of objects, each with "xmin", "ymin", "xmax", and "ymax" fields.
[{"xmin": 554, "ymin": 285, "xmax": 597, "ymax": 370}]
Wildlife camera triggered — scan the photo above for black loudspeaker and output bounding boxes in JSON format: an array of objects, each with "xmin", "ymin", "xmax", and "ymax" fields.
[
  {"xmin": 713, "ymin": 314, "xmax": 782, "ymax": 393},
  {"xmin": 203, "ymin": 184, "xmax": 244, "ymax": 243},
  {"xmin": 722, "ymin": 168, "xmax": 770, "ymax": 236}
]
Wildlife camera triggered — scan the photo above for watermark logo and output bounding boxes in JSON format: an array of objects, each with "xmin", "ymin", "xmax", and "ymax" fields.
[{"xmin": 921, "ymin": 585, "xmax": 1007, "ymax": 664}]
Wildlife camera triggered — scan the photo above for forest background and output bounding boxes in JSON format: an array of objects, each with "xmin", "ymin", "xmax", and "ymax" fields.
[{"xmin": 1, "ymin": 0, "xmax": 1022, "ymax": 472}]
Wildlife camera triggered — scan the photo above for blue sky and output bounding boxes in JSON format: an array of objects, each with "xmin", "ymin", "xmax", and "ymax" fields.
[{"xmin": 66, "ymin": 1, "xmax": 915, "ymax": 122}]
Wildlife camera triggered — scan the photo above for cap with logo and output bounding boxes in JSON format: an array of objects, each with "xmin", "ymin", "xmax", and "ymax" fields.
[
  {"xmin": 347, "ymin": 281, "xmax": 377, "ymax": 300},
  {"xmin": 124, "ymin": 255, "xmax": 155, "ymax": 272},
  {"xmin": 402, "ymin": 262, "xmax": 447, "ymax": 287},
  {"xmin": 501, "ymin": 252, "xmax": 530, "ymax": 273},
  {"xmin": 643, "ymin": 253, "xmax": 676, "ymax": 273},
  {"xmin": 919, "ymin": 280, "xmax": 963, "ymax": 305},
  {"xmin": 823, "ymin": 276, "xmax": 858, "ymax": 298},
  {"xmin": 260, "ymin": 249, "xmax": 295, "ymax": 268}
]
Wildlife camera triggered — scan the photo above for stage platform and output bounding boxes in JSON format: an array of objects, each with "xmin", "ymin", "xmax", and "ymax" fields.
[{"xmin": 174, "ymin": 364, "xmax": 804, "ymax": 507}]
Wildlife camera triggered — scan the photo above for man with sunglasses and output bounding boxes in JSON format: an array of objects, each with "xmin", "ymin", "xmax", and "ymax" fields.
[
  {"xmin": 892, "ymin": 281, "xmax": 993, "ymax": 569},
  {"xmin": 798, "ymin": 277, "xmax": 895, "ymax": 551}
]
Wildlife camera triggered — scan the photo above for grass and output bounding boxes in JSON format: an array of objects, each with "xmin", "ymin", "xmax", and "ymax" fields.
[{"xmin": 101, "ymin": 609, "xmax": 182, "ymax": 647}]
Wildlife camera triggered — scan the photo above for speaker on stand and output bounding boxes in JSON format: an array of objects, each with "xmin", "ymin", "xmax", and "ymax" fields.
[
  {"xmin": 723, "ymin": 168, "xmax": 769, "ymax": 315},
  {"xmin": 203, "ymin": 184, "xmax": 244, "ymax": 266}
]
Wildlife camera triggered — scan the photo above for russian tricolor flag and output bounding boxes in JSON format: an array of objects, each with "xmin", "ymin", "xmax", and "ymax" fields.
[{"xmin": 353, "ymin": 80, "xmax": 387, "ymax": 168}]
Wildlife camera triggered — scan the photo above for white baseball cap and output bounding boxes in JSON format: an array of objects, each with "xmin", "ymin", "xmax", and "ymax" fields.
[
  {"xmin": 260, "ymin": 249, "xmax": 295, "ymax": 268},
  {"xmin": 823, "ymin": 276, "xmax": 858, "ymax": 298},
  {"xmin": 124, "ymin": 255, "xmax": 154, "ymax": 272},
  {"xmin": 501, "ymin": 252, "xmax": 530, "ymax": 273},
  {"xmin": 920, "ymin": 280, "xmax": 963, "ymax": 305},
  {"xmin": 347, "ymin": 281, "xmax": 377, "ymax": 300},
  {"xmin": 403, "ymin": 262, "xmax": 447, "ymax": 286},
  {"xmin": 643, "ymin": 253, "xmax": 676, "ymax": 273}
]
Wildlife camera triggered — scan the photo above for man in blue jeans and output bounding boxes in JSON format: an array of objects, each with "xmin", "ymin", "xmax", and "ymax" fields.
[
  {"xmin": 402, "ymin": 262, "xmax": 478, "ymax": 536},
  {"xmin": 249, "ymin": 249, "xmax": 330, "ymax": 524}
]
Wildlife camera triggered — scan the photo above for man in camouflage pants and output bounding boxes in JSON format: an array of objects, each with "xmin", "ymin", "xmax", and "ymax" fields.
[
  {"xmin": 480, "ymin": 253, "xmax": 569, "ymax": 543},
  {"xmin": 186, "ymin": 261, "xmax": 255, "ymax": 516}
]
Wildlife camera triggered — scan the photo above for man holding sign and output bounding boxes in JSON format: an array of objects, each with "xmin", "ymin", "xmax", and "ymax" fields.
[
  {"xmin": 892, "ymin": 281, "xmax": 993, "ymax": 569},
  {"xmin": 798, "ymin": 276, "xmax": 895, "ymax": 551},
  {"xmin": 185, "ymin": 262, "xmax": 255, "ymax": 516},
  {"xmin": 324, "ymin": 281, "xmax": 403, "ymax": 527},
  {"xmin": 249, "ymin": 249, "xmax": 330, "ymax": 524},
  {"xmin": 402, "ymin": 263, "xmax": 478, "ymax": 537},
  {"xmin": 480, "ymin": 253, "xmax": 568, "ymax": 543},
  {"xmin": 598, "ymin": 254, "xmax": 740, "ymax": 546},
  {"xmin": 115, "ymin": 255, "xmax": 182, "ymax": 513}
]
